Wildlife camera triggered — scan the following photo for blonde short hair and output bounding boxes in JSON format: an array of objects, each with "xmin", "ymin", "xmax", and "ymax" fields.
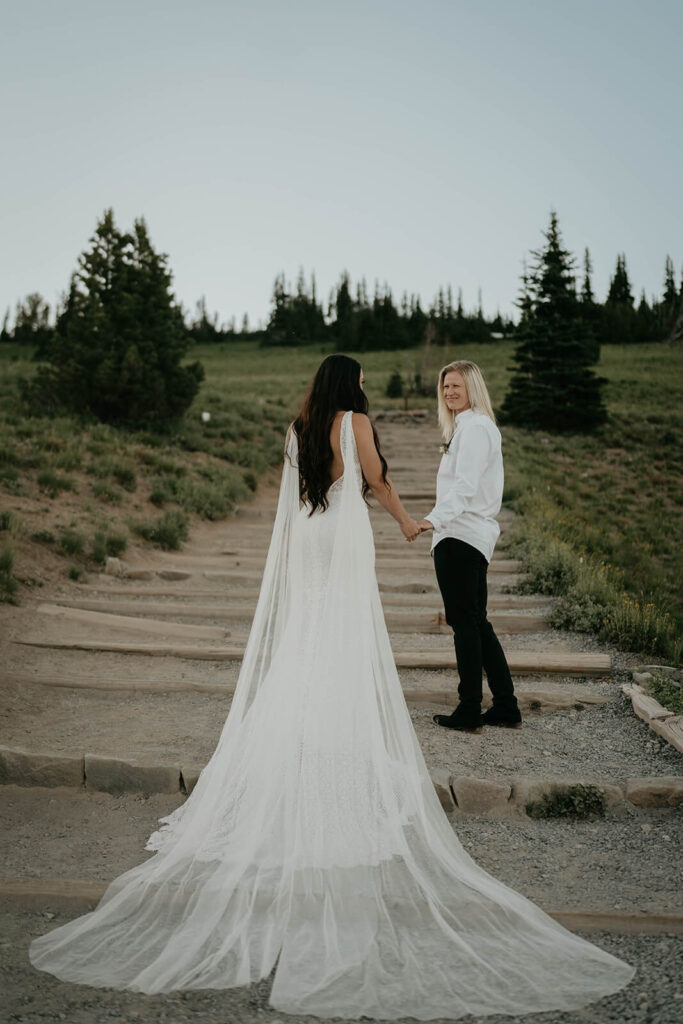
[{"xmin": 437, "ymin": 360, "xmax": 496, "ymax": 441}]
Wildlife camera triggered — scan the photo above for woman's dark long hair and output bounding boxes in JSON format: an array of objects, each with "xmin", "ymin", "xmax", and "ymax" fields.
[{"xmin": 292, "ymin": 354, "xmax": 388, "ymax": 514}]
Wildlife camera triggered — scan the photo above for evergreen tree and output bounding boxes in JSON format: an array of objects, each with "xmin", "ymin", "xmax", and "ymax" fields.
[
  {"xmin": 607, "ymin": 254, "xmax": 634, "ymax": 306},
  {"xmin": 501, "ymin": 211, "xmax": 606, "ymax": 432},
  {"xmin": 602, "ymin": 253, "xmax": 637, "ymax": 344},
  {"xmin": 581, "ymin": 248, "xmax": 594, "ymax": 304},
  {"xmin": 0, "ymin": 293, "xmax": 54, "ymax": 351},
  {"xmin": 187, "ymin": 296, "xmax": 223, "ymax": 344},
  {"xmin": 332, "ymin": 272, "xmax": 356, "ymax": 349},
  {"xmin": 26, "ymin": 209, "xmax": 203, "ymax": 426},
  {"xmin": 663, "ymin": 255, "xmax": 677, "ymax": 308}
]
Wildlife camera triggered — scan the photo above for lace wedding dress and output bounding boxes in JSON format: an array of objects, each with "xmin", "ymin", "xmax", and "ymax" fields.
[{"xmin": 29, "ymin": 411, "xmax": 635, "ymax": 1018}]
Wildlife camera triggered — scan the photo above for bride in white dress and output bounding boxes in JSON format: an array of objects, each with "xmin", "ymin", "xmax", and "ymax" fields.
[{"xmin": 29, "ymin": 354, "xmax": 635, "ymax": 1019}]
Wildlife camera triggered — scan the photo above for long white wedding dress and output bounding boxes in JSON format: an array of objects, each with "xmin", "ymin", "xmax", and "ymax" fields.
[{"xmin": 29, "ymin": 411, "xmax": 635, "ymax": 1018}]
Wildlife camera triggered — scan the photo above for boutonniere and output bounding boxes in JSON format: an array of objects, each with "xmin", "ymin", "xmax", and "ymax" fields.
[{"xmin": 439, "ymin": 442, "xmax": 451, "ymax": 455}]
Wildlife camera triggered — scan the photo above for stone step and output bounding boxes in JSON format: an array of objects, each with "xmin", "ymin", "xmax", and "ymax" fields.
[
  {"xmin": 40, "ymin": 600, "xmax": 548, "ymax": 634},
  {"xmin": 2, "ymin": 878, "xmax": 678, "ymax": 933}
]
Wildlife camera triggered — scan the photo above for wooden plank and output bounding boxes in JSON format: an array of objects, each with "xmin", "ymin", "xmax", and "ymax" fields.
[
  {"xmin": 35, "ymin": 604, "xmax": 226, "ymax": 640},
  {"xmin": 15, "ymin": 641, "xmax": 611, "ymax": 676},
  {"xmin": 42, "ymin": 601, "xmax": 547, "ymax": 634},
  {"xmin": 395, "ymin": 650, "xmax": 611, "ymax": 676}
]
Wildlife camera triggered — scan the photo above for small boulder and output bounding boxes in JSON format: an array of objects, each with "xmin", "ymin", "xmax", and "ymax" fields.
[
  {"xmin": 85, "ymin": 754, "xmax": 181, "ymax": 796},
  {"xmin": 450, "ymin": 776, "xmax": 512, "ymax": 815},
  {"xmin": 625, "ymin": 777, "xmax": 683, "ymax": 808},
  {"xmin": 432, "ymin": 772, "xmax": 456, "ymax": 813},
  {"xmin": 0, "ymin": 745, "xmax": 84, "ymax": 788},
  {"xmin": 105, "ymin": 557, "xmax": 123, "ymax": 576}
]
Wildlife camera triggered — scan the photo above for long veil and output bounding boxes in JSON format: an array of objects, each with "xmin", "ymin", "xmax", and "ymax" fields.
[{"xmin": 29, "ymin": 414, "xmax": 635, "ymax": 1019}]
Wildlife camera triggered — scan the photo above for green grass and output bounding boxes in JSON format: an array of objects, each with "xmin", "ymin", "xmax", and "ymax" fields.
[{"xmin": 1, "ymin": 338, "xmax": 681, "ymax": 664}]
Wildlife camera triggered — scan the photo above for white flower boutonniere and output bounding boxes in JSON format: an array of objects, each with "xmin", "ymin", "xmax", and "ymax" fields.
[{"xmin": 439, "ymin": 442, "xmax": 451, "ymax": 455}]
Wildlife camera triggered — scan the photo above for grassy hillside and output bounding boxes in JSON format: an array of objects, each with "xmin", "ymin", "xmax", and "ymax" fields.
[{"xmin": 1, "ymin": 339, "xmax": 681, "ymax": 660}]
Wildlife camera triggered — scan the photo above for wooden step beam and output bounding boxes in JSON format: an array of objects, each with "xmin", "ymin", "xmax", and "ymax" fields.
[{"xmin": 15, "ymin": 641, "xmax": 611, "ymax": 676}]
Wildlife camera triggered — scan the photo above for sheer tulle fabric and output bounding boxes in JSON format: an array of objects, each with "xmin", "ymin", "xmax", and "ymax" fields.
[{"xmin": 29, "ymin": 412, "xmax": 635, "ymax": 1018}]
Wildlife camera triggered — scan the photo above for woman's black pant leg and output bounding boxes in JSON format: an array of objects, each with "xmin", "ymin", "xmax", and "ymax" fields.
[{"xmin": 433, "ymin": 537, "xmax": 518, "ymax": 714}]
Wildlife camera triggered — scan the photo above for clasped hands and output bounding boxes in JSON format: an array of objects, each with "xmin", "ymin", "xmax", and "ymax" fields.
[{"xmin": 401, "ymin": 518, "xmax": 434, "ymax": 542}]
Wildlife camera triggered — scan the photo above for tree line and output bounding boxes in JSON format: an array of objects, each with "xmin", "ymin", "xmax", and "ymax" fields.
[
  {"xmin": 3, "ymin": 223, "xmax": 681, "ymax": 353},
  {"xmin": 2, "ymin": 207, "xmax": 681, "ymax": 432}
]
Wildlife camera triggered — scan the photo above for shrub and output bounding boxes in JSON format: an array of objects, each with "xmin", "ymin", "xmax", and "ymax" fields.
[
  {"xmin": 54, "ymin": 449, "xmax": 83, "ymax": 471},
  {"xmin": 0, "ymin": 510, "xmax": 18, "ymax": 532},
  {"xmin": 386, "ymin": 370, "xmax": 404, "ymax": 399},
  {"xmin": 91, "ymin": 528, "xmax": 128, "ymax": 564},
  {"xmin": 68, "ymin": 566, "xmax": 83, "ymax": 581},
  {"xmin": 0, "ymin": 544, "xmax": 18, "ymax": 603},
  {"xmin": 60, "ymin": 528, "xmax": 85, "ymax": 556},
  {"xmin": 513, "ymin": 536, "xmax": 578, "ymax": 595},
  {"xmin": 647, "ymin": 669, "xmax": 683, "ymax": 715},
  {"xmin": 149, "ymin": 477, "xmax": 177, "ymax": 506},
  {"xmin": 37, "ymin": 471, "xmax": 76, "ymax": 497},
  {"xmin": 111, "ymin": 462, "xmax": 137, "ymax": 491},
  {"xmin": 32, "ymin": 529, "xmax": 56, "ymax": 544},
  {"xmin": 131, "ymin": 509, "xmax": 188, "ymax": 550},
  {"xmin": 526, "ymin": 784, "xmax": 606, "ymax": 820},
  {"xmin": 91, "ymin": 480, "xmax": 123, "ymax": 503}
]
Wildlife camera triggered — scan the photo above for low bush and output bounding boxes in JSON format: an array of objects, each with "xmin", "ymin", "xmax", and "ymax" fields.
[
  {"xmin": 647, "ymin": 669, "xmax": 683, "ymax": 715},
  {"xmin": 0, "ymin": 544, "xmax": 18, "ymax": 603},
  {"xmin": 91, "ymin": 481, "xmax": 123, "ymax": 504},
  {"xmin": 508, "ymin": 515, "xmax": 680, "ymax": 662},
  {"xmin": 130, "ymin": 509, "xmax": 188, "ymax": 550},
  {"xmin": 526, "ymin": 784, "xmax": 606, "ymax": 820},
  {"xmin": 37, "ymin": 471, "xmax": 77, "ymax": 497},
  {"xmin": 31, "ymin": 529, "xmax": 56, "ymax": 544},
  {"xmin": 91, "ymin": 528, "xmax": 128, "ymax": 564},
  {"xmin": 59, "ymin": 528, "xmax": 85, "ymax": 556}
]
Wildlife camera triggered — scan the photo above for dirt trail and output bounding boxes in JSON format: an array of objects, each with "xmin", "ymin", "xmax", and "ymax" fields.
[{"xmin": 1, "ymin": 413, "xmax": 681, "ymax": 1024}]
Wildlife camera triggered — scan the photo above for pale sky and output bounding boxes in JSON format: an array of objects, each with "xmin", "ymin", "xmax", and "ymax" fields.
[{"xmin": 2, "ymin": 0, "xmax": 681, "ymax": 329}]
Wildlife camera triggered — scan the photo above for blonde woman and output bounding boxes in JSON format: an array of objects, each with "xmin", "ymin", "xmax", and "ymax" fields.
[{"xmin": 419, "ymin": 360, "xmax": 522, "ymax": 732}]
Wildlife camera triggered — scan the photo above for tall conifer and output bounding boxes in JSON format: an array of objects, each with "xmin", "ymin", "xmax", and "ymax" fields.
[
  {"xmin": 27, "ymin": 210, "xmax": 203, "ymax": 425},
  {"xmin": 501, "ymin": 211, "xmax": 606, "ymax": 432}
]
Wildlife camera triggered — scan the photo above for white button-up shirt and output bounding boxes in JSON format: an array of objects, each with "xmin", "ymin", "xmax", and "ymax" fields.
[{"xmin": 426, "ymin": 409, "xmax": 503, "ymax": 563}]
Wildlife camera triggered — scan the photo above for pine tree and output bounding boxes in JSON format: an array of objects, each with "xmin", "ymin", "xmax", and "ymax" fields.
[
  {"xmin": 501, "ymin": 211, "xmax": 606, "ymax": 432},
  {"xmin": 607, "ymin": 254, "xmax": 634, "ymax": 306},
  {"xmin": 332, "ymin": 272, "xmax": 356, "ymax": 349},
  {"xmin": 581, "ymin": 248, "xmax": 594, "ymax": 304},
  {"xmin": 26, "ymin": 209, "xmax": 203, "ymax": 426},
  {"xmin": 663, "ymin": 255, "xmax": 677, "ymax": 307},
  {"xmin": 602, "ymin": 253, "xmax": 637, "ymax": 343}
]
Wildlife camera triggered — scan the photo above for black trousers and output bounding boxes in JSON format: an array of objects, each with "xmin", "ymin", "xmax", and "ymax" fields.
[{"xmin": 433, "ymin": 537, "xmax": 518, "ymax": 714}]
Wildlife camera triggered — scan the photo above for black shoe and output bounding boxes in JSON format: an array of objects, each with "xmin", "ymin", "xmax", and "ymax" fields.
[
  {"xmin": 482, "ymin": 705, "xmax": 523, "ymax": 729},
  {"xmin": 433, "ymin": 710, "xmax": 483, "ymax": 734}
]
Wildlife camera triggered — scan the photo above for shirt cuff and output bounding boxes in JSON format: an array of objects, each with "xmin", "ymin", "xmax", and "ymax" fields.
[{"xmin": 425, "ymin": 507, "xmax": 441, "ymax": 531}]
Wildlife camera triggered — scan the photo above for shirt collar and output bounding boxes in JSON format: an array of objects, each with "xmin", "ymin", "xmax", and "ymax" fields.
[{"xmin": 454, "ymin": 409, "xmax": 474, "ymax": 428}]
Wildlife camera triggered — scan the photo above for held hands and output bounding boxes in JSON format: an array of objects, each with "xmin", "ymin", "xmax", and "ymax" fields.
[
  {"xmin": 400, "ymin": 518, "xmax": 434, "ymax": 542},
  {"xmin": 400, "ymin": 517, "xmax": 422, "ymax": 542}
]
